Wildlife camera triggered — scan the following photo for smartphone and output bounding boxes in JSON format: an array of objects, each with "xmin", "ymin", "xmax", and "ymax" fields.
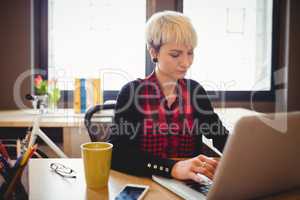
[{"xmin": 115, "ymin": 184, "xmax": 149, "ymax": 200}]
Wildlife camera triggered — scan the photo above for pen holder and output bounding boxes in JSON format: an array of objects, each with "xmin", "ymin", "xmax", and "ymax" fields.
[
  {"xmin": 0, "ymin": 165, "xmax": 28, "ymax": 200},
  {"xmin": 0, "ymin": 138, "xmax": 39, "ymax": 200},
  {"xmin": 0, "ymin": 140, "xmax": 28, "ymax": 200}
]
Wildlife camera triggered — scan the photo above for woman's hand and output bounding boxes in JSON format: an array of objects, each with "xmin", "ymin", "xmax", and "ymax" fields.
[{"xmin": 171, "ymin": 155, "xmax": 219, "ymax": 183}]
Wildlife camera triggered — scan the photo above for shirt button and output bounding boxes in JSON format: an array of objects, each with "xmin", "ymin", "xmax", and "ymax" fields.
[
  {"xmin": 147, "ymin": 163, "xmax": 151, "ymax": 168},
  {"xmin": 153, "ymin": 165, "xmax": 157, "ymax": 169}
]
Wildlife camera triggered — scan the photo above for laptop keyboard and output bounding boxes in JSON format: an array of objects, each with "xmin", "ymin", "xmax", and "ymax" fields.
[{"xmin": 184, "ymin": 180, "xmax": 212, "ymax": 196}]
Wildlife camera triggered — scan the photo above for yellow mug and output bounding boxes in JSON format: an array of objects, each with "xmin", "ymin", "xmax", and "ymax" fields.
[{"xmin": 81, "ymin": 142, "xmax": 113, "ymax": 189}]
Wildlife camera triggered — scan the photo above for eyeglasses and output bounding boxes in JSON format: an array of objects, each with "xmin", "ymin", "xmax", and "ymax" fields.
[{"xmin": 50, "ymin": 163, "xmax": 76, "ymax": 178}]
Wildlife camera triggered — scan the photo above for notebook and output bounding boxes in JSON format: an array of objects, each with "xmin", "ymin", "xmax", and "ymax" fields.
[{"xmin": 153, "ymin": 112, "xmax": 300, "ymax": 200}]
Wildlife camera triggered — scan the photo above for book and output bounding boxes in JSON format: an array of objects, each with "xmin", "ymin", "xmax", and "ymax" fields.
[
  {"xmin": 80, "ymin": 79, "xmax": 86, "ymax": 113},
  {"xmin": 74, "ymin": 78, "xmax": 103, "ymax": 113},
  {"xmin": 74, "ymin": 78, "xmax": 81, "ymax": 113}
]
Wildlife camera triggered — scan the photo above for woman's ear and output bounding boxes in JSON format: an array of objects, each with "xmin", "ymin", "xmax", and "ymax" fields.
[{"xmin": 149, "ymin": 47, "xmax": 158, "ymax": 61}]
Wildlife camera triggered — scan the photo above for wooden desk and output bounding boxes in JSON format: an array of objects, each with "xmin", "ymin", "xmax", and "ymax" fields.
[
  {"xmin": 28, "ymin": 158, "xmax": 181, "ymax": 200},
  {"xmin": 29, "ymin": 159, "xmax": 300, "ymax": 200},
  {"xmin": 0, "ymin": 108, "xmax": 256, "ymax": 157}
]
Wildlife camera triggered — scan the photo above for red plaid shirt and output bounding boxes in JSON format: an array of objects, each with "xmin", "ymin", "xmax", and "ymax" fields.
[{"xmin": 138, "ymin": 72, "xmax": 196, "ymax": 158}]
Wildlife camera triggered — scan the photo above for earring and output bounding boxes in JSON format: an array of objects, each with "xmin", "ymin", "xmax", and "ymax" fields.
[{"xmin": 152, "ymin": 58, "xmax": 158, "ymax": 63}]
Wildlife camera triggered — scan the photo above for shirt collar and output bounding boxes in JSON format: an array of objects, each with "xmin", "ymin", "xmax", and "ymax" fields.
[{"xmin": 145, "ymin": 70, "xmax": 186, "ymax": 87}]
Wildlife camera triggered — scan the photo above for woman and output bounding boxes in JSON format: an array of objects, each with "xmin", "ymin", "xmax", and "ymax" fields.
[{"xmin": 110, "ymin": 11, "xmax": 228, "ymax": 183}]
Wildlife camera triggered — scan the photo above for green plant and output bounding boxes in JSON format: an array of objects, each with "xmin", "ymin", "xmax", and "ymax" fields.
[{"xmin": 48, "ymin": 79, "xmax": 61, "ymax": 107}]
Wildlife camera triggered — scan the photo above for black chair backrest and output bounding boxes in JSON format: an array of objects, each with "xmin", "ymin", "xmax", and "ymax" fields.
[{"xmin": 84, "ymin": 104, "xmax": 115, "ymax": 142}]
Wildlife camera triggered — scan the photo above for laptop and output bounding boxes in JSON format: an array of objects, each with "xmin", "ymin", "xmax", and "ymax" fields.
[{"xmin": 152, "ymin": 112, "xmax": 300, "ymax": 199}]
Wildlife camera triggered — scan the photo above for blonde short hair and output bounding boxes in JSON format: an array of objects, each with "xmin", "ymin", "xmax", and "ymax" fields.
[{"xmin": 145, "ymin": 11, "xmax": 197, "ymax": 51}]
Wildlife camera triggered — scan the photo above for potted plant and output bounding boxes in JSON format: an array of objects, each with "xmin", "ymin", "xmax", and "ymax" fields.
[{"xmin": 34, "ymin": 75, "xmax": 48, "ymax": 111}]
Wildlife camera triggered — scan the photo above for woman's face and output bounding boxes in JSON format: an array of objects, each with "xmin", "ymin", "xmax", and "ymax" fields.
[{"xmin": 154, "ymin": 42, "xmax": 194, "ymax": 80}]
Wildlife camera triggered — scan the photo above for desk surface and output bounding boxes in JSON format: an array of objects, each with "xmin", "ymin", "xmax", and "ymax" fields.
[
  {"xmin": 0, "ymin": 109, "xmax": 114, "ymax": 128},
  {"xmin": 29, "ymin": 158, "xmax": 181, "ymax": 200},
  {"xmin": 29, "ymin": 159, "xmax": 300, "ymax": 200}
]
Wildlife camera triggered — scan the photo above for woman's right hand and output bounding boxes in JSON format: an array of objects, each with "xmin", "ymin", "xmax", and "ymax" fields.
[{"xmin": 171, "ymin": 155, "xmax": 219, "ymax": 183}]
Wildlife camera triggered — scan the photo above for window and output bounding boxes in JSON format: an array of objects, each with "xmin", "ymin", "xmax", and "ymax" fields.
[
  {"xmin": 183, "ymin": 0, "xmax": 276, "ymax": 100},
  {"xmin": 36, "ymin": 0, "xmax": 277, "ymax": 102},
  {"xmin": 47, "ymin": 0, "xmax": 146, "ymax": 92}
]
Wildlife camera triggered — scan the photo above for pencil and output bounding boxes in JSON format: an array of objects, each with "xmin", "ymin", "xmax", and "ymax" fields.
[
  {"xmin": 0, "ymin": 142, "xmax": 10, "ymax": 161},
  {"xmin": 19, "ymin": 146, "xmax": 32, "ymax": 166},
  {"xmin": 26, "ymin": 131, "xmax": 32, "ymax": 149},
  {"xmin": 20, "ymin": 144, "xmax": 37, "ymax": 166},
  {"xmin": 16, "ymin": 139, "xmax": 21, "ymax": 158},
  {"xmin": 27, "ymin": 144, "xmax": 37, "ymax": 160}
]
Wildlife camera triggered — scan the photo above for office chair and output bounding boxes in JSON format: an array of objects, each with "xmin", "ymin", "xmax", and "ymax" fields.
[{"xmin": 84, "ymin": 104, "xmax": 115, "ymax": 142}]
